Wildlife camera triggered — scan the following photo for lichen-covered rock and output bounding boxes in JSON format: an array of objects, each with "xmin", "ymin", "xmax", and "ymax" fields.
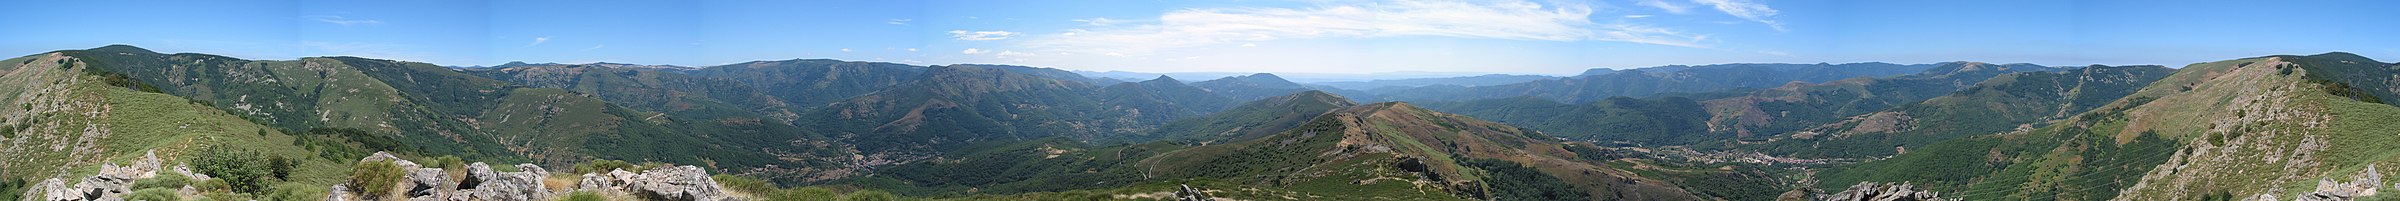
[
  {"xmin": 93, "ymin": 151, "xmax": 164, "ymax": 179},
  {"xmin": 2242, "ymin": 193, "xmax": 2278, "ymax": 201},
  {"xmin": 171, "ymin": 163, "xmax": 210, "ymax": 181},
  {"xmin": 624, "ymin": 166, "xmax": 732, "ymax": 201},
  {"xmin": 1174, "ymin": 184, "xmax": 1210, "ymax": 201},
  {"xmin": 2297, "ymin": 165, "xmax": 2383, "ymax": 201},
  {"xmin": 1822, "ymin": 182, "xmax": 1956, "ymax": 201},
  {"xmin": 30, "ymin": 178, "xmax": 71, "ymax": 201},
  {"xmin": 405, "ymin": 168, "xmax": 451, "ymax": 201},
  {"xmin": 69, "ymin": 174, "xmax": 133, "ymax": 201},
  {"xmin": 573, "ymin": 166, "xmax": 734, "ymax": 201},
  {"xmin": 575, "ymin": 173, "xmax": 615, "ymax": 192},
  {"xmin": 327, "ymin": 184, "xmax": 352, "ymax": 201},
  {"xmin": 449, "ymin": 162, "xmax": 552, "ymax": 201},
  {"xmin": 362, "ymin": 151, "xmax": 423, "ymax": 170}
]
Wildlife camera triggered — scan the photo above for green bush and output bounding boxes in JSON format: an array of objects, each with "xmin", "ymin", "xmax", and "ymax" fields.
[
  {"xmin": 131, "ymin": 173, "xmax": 192, "ymax": 190},
  {"xmin": 125, "ymin": 188, "xmax": 180, "ymax": 201},
  {"xmin": 195, "ymin": 179, "xmax": 231, "ymax": 192},
  {"xmin": 572, "ymin": 159, "xmax": 637, "ymax": 174},
  {"xmin": 713, "ymin": 174, "xmax": 777, "ymax": 194},
  {"xmin": 260, "ymin": 182, "xmax": 326, "ymax": 201},
  {"xmin": 267, "ymin": 155, "xmax": 297, "ymax": 181},
  {"xmin": 766, "ymin": 187, "xmax": 839, "ymax": 201},
  {"xmin": 431, "ymin": 155, "xmax": 466, "ymax": 170},
  {"xmin": 561, "ymin": 191, "xmax": 606, "ymax": 201},
  {"xmin": 0, "ymin": 177, "xmax": 23, "ymax": 201},
  {"xmin": 349, "ymin": 160, "xmax": 406, "ymax": 200},
  {"xmin": 199, "ymin": 192, "xmax": 242, "ymax": 201},
  {"xmin": 195, "ymin": 146, "xmax": 269, "ymax": 193},
  {"xmin": 842, "ymin": 190, "xmax": 899, "ymax": 201}
]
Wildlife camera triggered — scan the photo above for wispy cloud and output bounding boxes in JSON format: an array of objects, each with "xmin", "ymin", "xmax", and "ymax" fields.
[
  {"xmin": 1073, "ymin": 18, "xmax": 1124, "ymax": 26},
  {"xmin": 962, "ymin": 48, "xmax": 988, "ymax": 54},
  {"xmin": 1023, "ymin": 0, "xmax": 1710, "ymax": 55},
  {"xmin": 949, "ymin": 30, "xmax": 1018, "ymax": 41},
  {"xmin": 525, "ymin": 37, "xmax": 550, "ymax": 47},
  {"xmin": 840, "ymin": 48, "xmax": 853, "ymax": 52},
  {"xmin": 1690, "ymin": 0, "xmax": 1783, "ymax": 31},
  {"xmin": 1636, "ymin": 0, "xmax": 1690, "ymax": 14},
  {"xmin": 580, "ymin": 44, "xmax": 605, "ymax": 52},
  {"xmin": 887, "ymin": 19, "xmax": 912, "ymax": 25},
  {"xmin": 994, "ymin": 51, "xmax": 1036, "ymax": 58},
  {"xmin": 303, "ymin": 15, "xmax": 382, "ymax": 26},
  {"xmin": 301, "ymin": 41, "xmax": 435, "ymax": 62}
]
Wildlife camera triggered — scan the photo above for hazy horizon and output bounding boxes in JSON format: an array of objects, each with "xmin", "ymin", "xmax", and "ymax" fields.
[{"xmin": 5, "ymin": 0, "xmax": 2395, "ymax": 75}]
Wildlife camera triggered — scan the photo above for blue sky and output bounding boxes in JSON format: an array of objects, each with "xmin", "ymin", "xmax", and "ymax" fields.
[{"xmin": 2, "ymin": 0, "xmax": 2393, "ymax": 75}]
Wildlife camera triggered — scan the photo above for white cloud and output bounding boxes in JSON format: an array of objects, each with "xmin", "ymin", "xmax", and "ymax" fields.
[
  {"xmin": 907, "ymin": 48, "xmax": 919, "ymax": 52},
  {"xmin": 1624, "ymin": 15, "xmax": 1653, "ymax": 18},
  {"xmin": 580, "ymin": 44, "xmax": 606, "ymax": 52},
  {"xmin": 1073, "ymin": 18, "xmax": 1124, "ymax": 26},
  {"xmin": 1241, "ymin": 43, "xmax": 1257, "ymax": 47},
  {"xmin": 1636, "ymin": 0, "xmax": 1690, "ymax": 14},
  {"xmin": 841, "ymin": 48, "xmax": 853, "ymax": 52},
  {"xmin": 525, "ymin": 37, "xmax": 550, "ymax": 47},
  {"xmin": 303, "ymin": 15, "xmax": 382, "ymax": 26},
  {"xmin": 994, "ymin": 51, "xmax": 1036, "ymax": 58},
  {"xmin": 1023, "ymin": 0, "xmax": 1710, "ymax": 55},
  {"xmin": 1690, "ymin": 0, "xmax": 1784, "ymax": 31},
  {"xmin": 948, "ymin": 30, "xmax": 1019, "ymax": 41},
  {"xmin": 887, "ymin": 19, "xmax": 912, "ymax": 25},
  {"xmin": 962, "ymin": 48, "xmax": 988, "ymax": 54}
]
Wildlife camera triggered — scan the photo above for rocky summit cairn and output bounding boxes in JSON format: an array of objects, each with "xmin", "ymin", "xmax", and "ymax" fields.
[
  {"xmin": 576, "ymin": 166, "xmax": 736, "ymax": 201},
  {"xmin": 1822, "ymin": 182, "xmax": 1957, "ymax": 201}
]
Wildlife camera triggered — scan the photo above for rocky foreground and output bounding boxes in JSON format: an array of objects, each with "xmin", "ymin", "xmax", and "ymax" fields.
[
  {"xmin": 23, "ymin": 151, "xmax": 216, "ymax": 201},
  {"xmin": 328, "ymin": 152, "xmax": 738, "ymax": 201}
]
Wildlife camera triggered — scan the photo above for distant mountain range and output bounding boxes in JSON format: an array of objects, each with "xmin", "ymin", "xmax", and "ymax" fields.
[{"xmin": 12, "ymin": 44, "xmax": 2400, "ymax": 200}]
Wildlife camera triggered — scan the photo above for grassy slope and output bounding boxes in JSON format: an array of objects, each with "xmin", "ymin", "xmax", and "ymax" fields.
[
  {"xmin": 685, "ymin": 59, "xmax": 923, "ymax": 112},
  {"xmin": 1746, "ymin": 65, "xmax": 2175, "ymax": 158},
  {"xmin": 1420, "ymin": 96, "xmax": 1711, "ymax": 145},
  {"xmin": 1700, "ymin": 62, "xmax": 2059, "ymax": 139},
  {"xmin": 1819, "ymin": 53, "xmax": 2400, "ymax": 200},
  {"xmin": 1150, "ymin": 90, "xmax": 1355, "ymax": 144},
  {"xmin": 58, "ymin": 45, "xmax": 812, "ymax": 170},
  {"xmin": 0, "ymin": 52, "xmax": 347, "ymax": 187},
  {"xmin": 1143, "ymin": 102, "xmax": 1700, "ymax": 200}
]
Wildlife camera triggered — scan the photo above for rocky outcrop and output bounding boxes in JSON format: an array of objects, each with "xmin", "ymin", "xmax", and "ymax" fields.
[
  {"xmin": 335, "ymin": 152, "xmax": 748, "ymax": 201},
  {"xmin": 1822, "ymin": 182, "xmax": 1957, "ymax": 201},
  {"xmin": 327, "ymin": 184, "xmax": 353, "ymax": 201},
  {"xmin": 576, "ymin": 166, "xmax": 734, "ymax": 201},
  {"xmin": 29, "ymin": 150, "xmax": 170, "ymax": 201},
  {"xmin": 30, "ymin": 178, "xmax": 70, "ymax": 201},
  {"xmin": 451, "ymin": 163, "xmax": 552, "ymax": 201},
  {"xmin": 1173, "ymin": 184, "xmax": 1210, "ymax": 201},
  {"xmin": 363, "ymin": 151, "xmax": 423, "ymax": 170},
  {"xmin": 404, "ymin": 168, "xmax": 451, "ymax": 201},
  {"xmin": 2245, "ymin": 193, "xmax": 2279, "ymax": 201},
  {"xmin": 2296, "ymin": 165, "xmax": 2383, "ymax": 201}
]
